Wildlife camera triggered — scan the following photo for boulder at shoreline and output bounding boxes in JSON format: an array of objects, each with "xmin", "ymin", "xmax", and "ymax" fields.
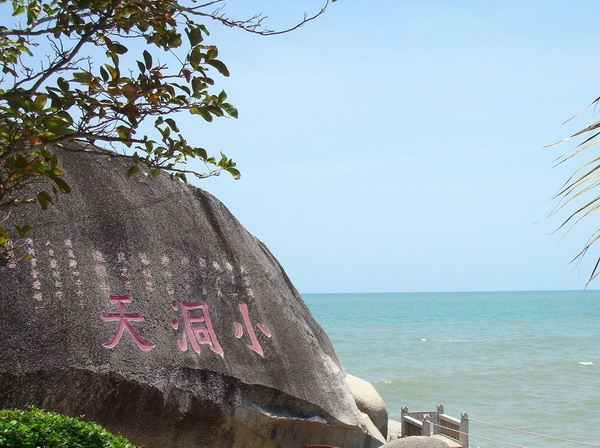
[
  {"xmin": 0, "ymin": 143, "xmax": 383, "ymax": 448},
  {"xmin": 345, "ymin": 373, "xmax": 389, "ymax": 438}
]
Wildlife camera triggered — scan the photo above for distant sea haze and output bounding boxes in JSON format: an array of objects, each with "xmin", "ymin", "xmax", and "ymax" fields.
[{"xmin": 303, "ymin": 291, "xmax": 600, "ymax": 448}]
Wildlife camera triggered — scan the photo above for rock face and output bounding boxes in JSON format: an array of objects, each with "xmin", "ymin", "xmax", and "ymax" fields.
[
  {"xmin": 345, "ymin": 374, "xmax": 389, "ymax": 439},
  {"xmin": 0, "ymin": 143, "xmax": 384, "ymax": 448}
]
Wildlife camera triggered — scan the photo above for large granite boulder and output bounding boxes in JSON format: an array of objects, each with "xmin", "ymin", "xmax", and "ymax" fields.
[
  {"xmin": 345, "ymin": 374, "xmax": 388, "ymax": 438},
  {"xmin": 0, "ymin": 143, "xmax": 384, "ymax": 448}
]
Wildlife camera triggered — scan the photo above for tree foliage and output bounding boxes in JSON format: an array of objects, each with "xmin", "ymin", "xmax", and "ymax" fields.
[{"xmin": 0, "ymin": 0, "xmax": 333, "ymax": 264}]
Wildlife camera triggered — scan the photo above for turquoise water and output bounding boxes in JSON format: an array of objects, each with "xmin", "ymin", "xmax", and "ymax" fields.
[{"xmin": 302, "ymin": 291, "xmax": 600, "ymax": 448}]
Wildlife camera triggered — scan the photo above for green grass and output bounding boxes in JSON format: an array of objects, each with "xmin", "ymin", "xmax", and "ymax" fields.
[{"xmin": 0, "ymin": 406, "xmax": 139, "ymax": 448}]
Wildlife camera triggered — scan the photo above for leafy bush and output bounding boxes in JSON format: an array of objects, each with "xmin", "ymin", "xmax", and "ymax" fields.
[{"xmin": 0, "ymin": 406, "xmax": 139, "ymax": 448}]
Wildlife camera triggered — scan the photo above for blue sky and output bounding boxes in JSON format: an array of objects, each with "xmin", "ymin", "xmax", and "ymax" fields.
[{"xmin": 175, "ymin": 1, "xmax": 600, "ymax": 293}]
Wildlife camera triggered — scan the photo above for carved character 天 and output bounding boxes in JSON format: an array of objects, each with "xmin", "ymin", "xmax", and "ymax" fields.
[{"xmin": 101, "ymin": 295, "xmax": 155, "ymax": 351}]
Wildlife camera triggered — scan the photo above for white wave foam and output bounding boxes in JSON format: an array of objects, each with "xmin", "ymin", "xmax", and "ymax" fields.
[
  {"xmin": 420, "ymin": 338, "xmax": 427, "ymax": 342},
  {"xmin": 578, "ymin": 361, "xmax": 594, "ymax": 366}
]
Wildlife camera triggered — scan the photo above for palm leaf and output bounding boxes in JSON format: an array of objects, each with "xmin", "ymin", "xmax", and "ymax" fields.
[{"xmin": 552, "ymin": 98, "xmax": 600, "ymax": 285}]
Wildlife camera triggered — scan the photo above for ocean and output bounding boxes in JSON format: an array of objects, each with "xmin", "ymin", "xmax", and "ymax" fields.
[{"xmin": 302, "ymin": 291, "xmax": 600, "ymax": 448}]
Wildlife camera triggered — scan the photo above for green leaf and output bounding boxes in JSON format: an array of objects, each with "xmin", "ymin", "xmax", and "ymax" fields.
[
  {"xmin": 143, "ymin": 50, "xmax": 152, "ymax": 69},
  {"xmin": 57, "ymin": 77, "xmax": 69, "ymax": 91},
  {"xmin": 189, "ymin": 47, "xmax": 202, "ymax": 68},
  {"xmin": 194, "ymin": 147, "xmax": 207, "ymax": 160},
  {"xmin": 206, "ymin": 59, "xmax": 230, "ymax": 77},
  {"xmin": 198, "ymin": 24, "xmax": 210, "ymax": 36},
  {"xmin": 169, "ymin": 34, "xmax": 182, "ymax": 48},
  {"xmin": 191, "ymin": 77, "xmax": 207, "ymax": 96},
  {"xmin": 37, "ymin": 191, "xmax": 52, "ymax": 211},
  {"xmin": 107, "ymin": 50, "xmax": 119, "ymax": 66},
  {"xmin": 52, "ymin": 176, "xmax": 71, "ymax": 194},
  {"xmin": 126, "ymin": 164, "xmax": 139, "ymax": 177},
  {"xmin": 226, "ymin": 167, "xmax": 241, "ymax": 180},
  {"xmin": 117, "ymin": 125, "xmax": 131, "ymax": 139},
  {"xmin": 33, "ymin": 94, "xmax": 47, "ymax": 110},
  {"xmin": 107, "ymin": 41, "xmax": 128, "ymax": 55},
  {"xmin": 164, "ymin": 118, "xmax": 179, "ymax": 132},
  {"xmin": 187, "ymin": 27, "xmax": 203, "ymax": 46},
  {"xmin": 13, "ymin": 224, "xmax": 34, "ymax": 238},
  {"xmin": 13, "ymin": 4, "xmax": 26, "ymax": 15},
  {"xmin": 150, "ymin": 168, "xmax": 160, "ymax": 178},
  {"xmin": 223, "ymin": 103, "xmax": 238, "ymax": 118},
  {"xmin": 72, "ymin": 72, "xmax": 94, "ymax": 83},
  {"xmin": 177, "ymin": 84, "xmax": 191, "ymax": 95},
  {"xmin": 99, "ymin": 66, "xmax": 109, "ymax": 82},
  {"xmin": 191, "ymin": 106, "xmax": 213, "ymax": 122},
  {"xmin": 106, "ymin": 64, "xmax": 118, "ymax": 80},
  {"xmin": 206, "ymin": 47, "xmax": 218, "ymax": 60}
]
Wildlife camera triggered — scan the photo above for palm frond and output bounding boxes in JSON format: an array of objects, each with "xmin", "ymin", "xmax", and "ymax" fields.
[{"xmin": 552, "ymin": 97, "xmax": 600, "ymax": 285}]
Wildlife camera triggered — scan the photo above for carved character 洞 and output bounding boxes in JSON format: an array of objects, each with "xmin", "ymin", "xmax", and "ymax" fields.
[{"xmin": 171, "ymin": 300, "xmax": 224, "ymax": 357}]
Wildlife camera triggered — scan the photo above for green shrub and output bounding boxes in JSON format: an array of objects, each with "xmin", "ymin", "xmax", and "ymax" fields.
[{"xmin": 0, "ymin": 406, "xmax": 139, "ymax": 448}]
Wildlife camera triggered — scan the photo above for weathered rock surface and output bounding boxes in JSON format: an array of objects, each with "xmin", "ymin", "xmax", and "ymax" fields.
[
  {"xmin": 0, "ymin": 143, "xmax": 384, "ymax": 448},
  {"xmin": 381, "ymin": 436, "xmax": 449, "ymax": 448},
  {"xmin": 345, "ymin": 374, "xmax": 389, "ymax": 438}
]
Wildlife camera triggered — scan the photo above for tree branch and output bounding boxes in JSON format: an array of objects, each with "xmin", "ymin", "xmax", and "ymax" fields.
[
  {"xmin": 51, "ymin": 133, "xmax": 147, "ymax": 146},
  {"xmin": 0, "ymin": 197, "xmax": 37, "ymax": 212},
  {"xmin": 64, "ymin": 141, "xmax": 223, "ymax": 178},
  {"xmin": 27, "ymin": 17, "xmax": 109, "ymax": 94},
  {"xmin": 183, "ymin": 0, "xmax": 332, "ymax": 36},
  {"xmin": 1, "ymin": 26, "xmax": 61, "ymax": 37}
]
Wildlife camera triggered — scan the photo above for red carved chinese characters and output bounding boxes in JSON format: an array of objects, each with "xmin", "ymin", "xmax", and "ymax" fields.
[
  {"xmin": 234, "ymin": 302, "xmax": 272, "ymax": 356},
  {"xmin": 21, "ymin": 240, "xmax": 275, "ymax": 356},
  {"xmin": 171, "ymin": 300, "xmax": 224, "ymax": 357},
  {"xmin": 101, "ymin": 295, "xmax": 155, "ymax": 351}
]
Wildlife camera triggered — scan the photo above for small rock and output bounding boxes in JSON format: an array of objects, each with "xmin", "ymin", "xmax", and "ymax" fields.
[
  {"xmin": 381, "ymin": 436, "xmax": 449, "ymax": 448},
  {"xmin": 387, "ymin": 419, "xmax": 403, "ymax": 441}
]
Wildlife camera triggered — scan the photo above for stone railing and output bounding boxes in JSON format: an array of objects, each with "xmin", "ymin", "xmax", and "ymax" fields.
[{"xmin": 401, "ymin": 404, "xmax": 469, "ymax": 447}]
